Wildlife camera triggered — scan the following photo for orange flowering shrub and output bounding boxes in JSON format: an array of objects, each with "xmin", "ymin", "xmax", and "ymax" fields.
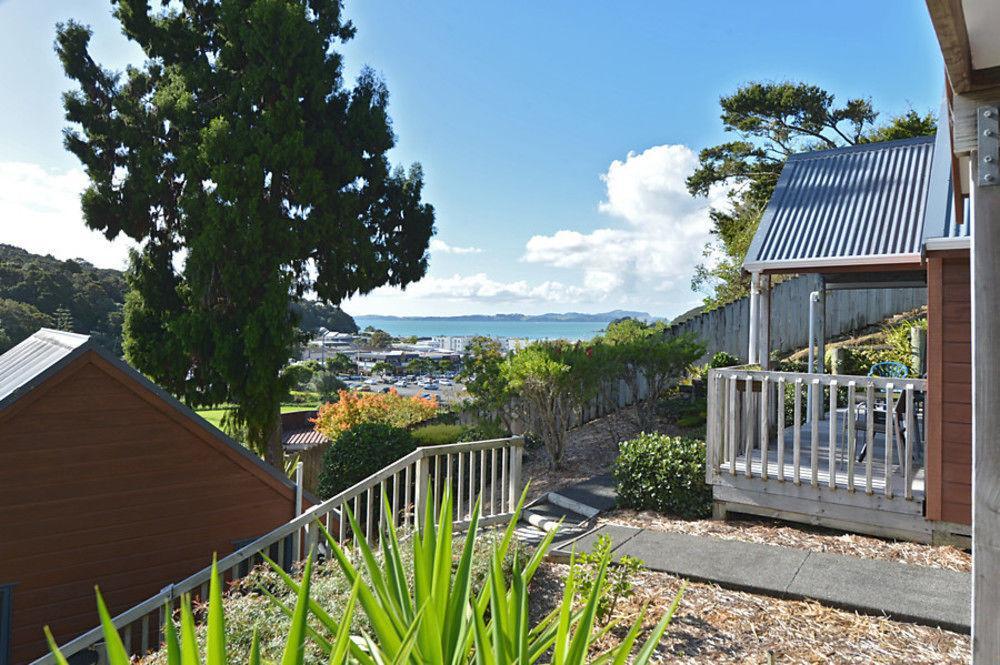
[{"xmin": 313, "ymin": 388, "xmax": 439, "ymax": 437}]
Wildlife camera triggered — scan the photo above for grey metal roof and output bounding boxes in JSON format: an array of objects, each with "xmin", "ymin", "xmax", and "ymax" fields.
[
  {"xmin": 921, "ymin": 106, "xmax": 972, "ymax": 244},
  {"xmin": 744, "ymin": 136, "xmax": 936, "ymax": 272},
  {"xmin": 0, "ymin": 328, "xmax": 90, "ymax": 404}
]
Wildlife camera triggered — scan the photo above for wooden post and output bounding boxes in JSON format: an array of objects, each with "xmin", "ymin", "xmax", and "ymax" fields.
[
  {"xmin": 748, "ymin": 272, "xmax": 760, "ymax": 364},
  {"xmin": 972, "ymin": 146, "xmax": 1000, "ymax": 663},
  {"xmin": 507, "ymin": 437, "xmax": 525, "ymax": 512},
  {"xmin": 759, "ymin": 274, "xmax": 771, "ymax": 368}
]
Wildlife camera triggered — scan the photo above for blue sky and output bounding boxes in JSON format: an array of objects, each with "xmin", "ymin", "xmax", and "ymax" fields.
[{"xmin": 0, "ymin": 1, "xmax": 944, "ymax": 318}]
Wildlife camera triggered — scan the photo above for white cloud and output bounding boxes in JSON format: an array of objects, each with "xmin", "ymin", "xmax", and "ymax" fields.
[
  {"xmin": 0, "ymin": 162, "xmax": 134, "ymax": 269},
  {"xmin": 523, "ymin": 144, "xmax": 727, "ymax": 298},
  {"xmin": 344, "ymin": 273, "xmax": 594, "ymax": 316},
  {"xmin": 429, "ymin": 238, "xmax": 483, "ymax": 255}
]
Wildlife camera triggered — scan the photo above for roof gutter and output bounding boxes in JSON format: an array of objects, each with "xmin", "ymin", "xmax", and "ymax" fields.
[
  {"xmin": 743, "ymin": 252, "xmax": 924, "ymax": 273},
  {"xmin": 924, "ymin": 236, "xmax": 971, "ymax": 251}
]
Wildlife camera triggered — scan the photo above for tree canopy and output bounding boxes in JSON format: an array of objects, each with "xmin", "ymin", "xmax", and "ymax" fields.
[
  {"xmin": 56, "ymin": 0, "xmax": 434, "ymax": 463},
  {"xmin": 687, "ymin": 81, "xmax": 936, "ymax": 307}
]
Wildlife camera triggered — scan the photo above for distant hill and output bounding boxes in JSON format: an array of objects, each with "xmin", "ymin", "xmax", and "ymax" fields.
[
  {"xmin": 0, "ymin": 244, "xmax": 357, "ymax": 354},
  {"xmin": 290, "ymin": 300, "xmax": 358, "ymax": 334},
  {"xmin": 0, "ymin": 244, "xmax": 126, "ymax": 353},
  {"xmin": 359, "ymin": 310, "xmax": 658, "ymax": 323}
]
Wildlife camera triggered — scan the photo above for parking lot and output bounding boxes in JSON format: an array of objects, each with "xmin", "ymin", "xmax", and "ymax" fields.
[{"xmin": 343, "ymin": 378, "xmax": 467, "ymax": 405}]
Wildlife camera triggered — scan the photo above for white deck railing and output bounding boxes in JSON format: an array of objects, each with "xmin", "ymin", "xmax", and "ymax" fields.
[
  {"xmin": 34, "ymin": 436, "xmax": 525, "ymax": 665},
  {"xmin": 706, "ymin": 367, "xmax": 926, "ymax": 499}
]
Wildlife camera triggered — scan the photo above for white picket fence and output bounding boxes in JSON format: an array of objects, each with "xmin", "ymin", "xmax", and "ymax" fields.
[{"xmin": 33, "ymin": 436, "xmax": 525, "ymax": 665}]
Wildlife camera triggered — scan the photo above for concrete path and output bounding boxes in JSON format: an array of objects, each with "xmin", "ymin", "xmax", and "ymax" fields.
[{"xmin": 554, "ymin": 523, "xmax": 971, "ymax": 633}]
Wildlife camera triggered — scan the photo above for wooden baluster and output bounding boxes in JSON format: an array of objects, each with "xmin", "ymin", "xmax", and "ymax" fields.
[
  {"xmin": 490, "ymin": 447, "xmax": 498, "ymax": 515},
  {"xmin": 759, "ymin": 375, "xmax": 769, "ymax": 481},
  {"xmin": 744, "ymin": 375, "xmax": 754, "ymax": 478},
  {"xmin": 468, "ymin": 451, "xmax": 477, "ymax": 513},
  {"xmin": 404, "ymin": 464, "xmax": 412, "ymax": 529},
  {"xmin": 379, "ymin": 479, "xmax": 387, "ymax": 537},
  {"xmin": 124, "ymin": 624, "xmax": 133, "ymax": 655},
  {"xmin": 446, "ymin": 453, "xmax": 453, "ymax": 515},
  {"xmin": 776, "ymin": 377, "xmax": 786, "ymax": 482},
  {"xmin": 141, "ymin": 615, "xmax": 150, "ymax": 655},
  {"xmin": 847, "ymin": 381, "xmax": 856, "ymax": 492},
  {"xmin": 480, "ymin": 449, "xmax": 487, "ymax": 507},
  {"xmin": 434, "ymin": 454, "xmax": 442, "ymax": 516},
  {"xmin": 866, "ymin": 383, "xmax": 875, "ymax": 495},
  {"xmin": 353, "ymin": 495, "xmax": 361, "ymax": 544},
  {"xmin": 905, "ymin": 384, "xmax": 915, "ymax": 500},
  {"xmin": 884, "ymin": 383, "xmax": 895, "ymax": 498},
  {"xmin": 392, "ymin": 471, "xmax": 399, "ymax": 530},
  {"xmin": 728, "ymin": 375, "xmax": 738, "ymax": 475},
  {"xmin": 500, "ymin": 441, "xmax": 508, "ymax": 513},
  {"xmin": 828, "ymin": 379, "xmax": 838, "ymax": 489},
  {"xmin": 457, "ymin": 449, "xmax": 465, "ymax": 519},
  {"xmin": 811, "ymin": 379, "xmax": 820, "ymax": 487},
  {"xmin": 793, "ymin": 378, "xmax": 802, "ymax": 484},
  {"xmin": 339, "ymin": 502, "xmax": 346, "ymax": 542},
  {"xmin": 365, "ymin": 487, "xmax": 374, "ymax": 543}
]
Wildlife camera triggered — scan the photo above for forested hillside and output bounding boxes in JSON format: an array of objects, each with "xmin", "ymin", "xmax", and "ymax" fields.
[
  {"xmin": 0, "ymin": 244, "xmax": 125, "ymax": 353},
  {"xmin": 0, "ymin": 244, "xmax": 357, "ymax": 353}
]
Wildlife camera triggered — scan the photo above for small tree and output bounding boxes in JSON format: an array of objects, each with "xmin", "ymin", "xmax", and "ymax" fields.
[
  {"xmin": 603, "ymin": 319, "xmax": 704, "ymax": 431},
  {"xmin": 325, "ymin": 352, "xmax": 357, "ymax": 375},
  {"xmin": 405, "ymin": 356, "xmax": 436, "ymax": 376},
  {"xmin": 370, "ymin": 361, "xmax": 395, "ymax": 377},
  {"xmin": 460, "ymin": 336, "xmax": 513, "ymax": 431},
  {"xmin": 501, "ymin": 342, "xmax": 600, "ymax": 468},
  {"xmin": 365, "ymin": 329, "xmax": 394, "ymax": 350},
  {"xmin": 310, "ymin": 370, "xmax": 346, "ymax": 401}
]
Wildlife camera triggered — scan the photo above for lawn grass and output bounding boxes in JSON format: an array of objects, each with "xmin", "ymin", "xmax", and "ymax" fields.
[{"xmin": 196, "ymin": 401, "xmax": 326, "ymax": 431}]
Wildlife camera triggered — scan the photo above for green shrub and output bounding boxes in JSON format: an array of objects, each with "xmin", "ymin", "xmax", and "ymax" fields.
[
  {"xmin": 613, "ymin": 433, "xmax": 712, "ymax": 519},
  {"xmin": 708, "ymin": 350, "xmax": 740, "ymax": 368},
  {"xmin": 458, "ymin": 419, "xmax": 508, "ymax": 442},
  {"xmin": 411, "ymin": 423, "xmax": 465, "ymax": 446},
  {"xmin": 316, "ymin": 423, "xmax": 416, "ymax": 499}
]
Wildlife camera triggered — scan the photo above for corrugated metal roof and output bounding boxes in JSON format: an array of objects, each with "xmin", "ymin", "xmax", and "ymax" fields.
[
  {"xmin": 0, "ymin": 328, "xmax": 90, "ymax": 404},
  {"xmin": 923, "ymin": 182, "xmax": 972, "ymax": 241},
  {"xmin": 744, "ymin": 136, "xmax": 936, "ymax": 272},
  {"xmin": 282, "ymin": 427, "xmax": 330, "ymax": 449}
]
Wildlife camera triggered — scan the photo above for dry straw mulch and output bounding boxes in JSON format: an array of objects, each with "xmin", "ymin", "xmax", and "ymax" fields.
[
  {"xmin": 602, "ymin": 509, "xmax": 971, "ymax": 573},
  {"xmin": 530, "ymin": 563, "xmax": 970, "ymax": 664}
]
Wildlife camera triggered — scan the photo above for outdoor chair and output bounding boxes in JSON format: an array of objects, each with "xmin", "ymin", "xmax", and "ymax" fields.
[{"xmin": 849, "ymin": 361, "xmax": 918, "ymax": 467}]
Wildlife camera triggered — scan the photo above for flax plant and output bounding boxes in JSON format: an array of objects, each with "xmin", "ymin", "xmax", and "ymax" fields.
[{"xmin": 48, "ymin": 488, "xmax": 682, "ymax": 664}]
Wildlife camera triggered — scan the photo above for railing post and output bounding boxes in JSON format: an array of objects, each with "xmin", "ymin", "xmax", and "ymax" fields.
[
  {"xmin": 294, "ymin": 461, "xmax": 304, "ymax": 560},
  {"xmin": 414, "ymin": 454, "xmax": 429, "ymax": 527},
  {"xmin": 507, "ymin": 436, "xmax": 525, "ymax": 512}
]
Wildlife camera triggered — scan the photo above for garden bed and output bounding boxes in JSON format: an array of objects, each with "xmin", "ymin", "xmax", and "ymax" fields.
[
  {"xmin": 601, "ymin": 510, "xmax": 971, "ymax": 573},
  {"xmin": 529, "ymin": 562, "xmax": 970, "ymax": 663},
  {"xmin": 521, "ymin": 403, "xmax": 703, "ymax": 502}
]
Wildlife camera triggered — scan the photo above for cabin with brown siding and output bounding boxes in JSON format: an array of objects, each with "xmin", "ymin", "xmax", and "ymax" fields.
[
  {"xmin": 0, "ymin": 330, "xmax": 302, "ymax": 664},
  {"xmin": 925, "ymin": 250, "xmax": 972, "ymax": 526}
]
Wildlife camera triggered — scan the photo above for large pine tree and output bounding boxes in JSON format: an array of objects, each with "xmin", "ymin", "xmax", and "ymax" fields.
[{"xmin": 56, "ymin": 1, "xmax": 435, "ymax": 464}]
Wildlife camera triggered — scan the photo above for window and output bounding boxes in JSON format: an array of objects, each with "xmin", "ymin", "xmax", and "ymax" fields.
[{"xmin": 0, "ymin": 583, "xmax": 12, "ymax": 665}]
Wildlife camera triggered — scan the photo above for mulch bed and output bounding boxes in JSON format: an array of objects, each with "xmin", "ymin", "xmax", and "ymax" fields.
[
  {"xmin": 530, "ymin": 562, "xmax": 970, "ymax": 664},
  {"xmin": 602, "ymin": 509, "xmax": 971, "ymax": 573}
]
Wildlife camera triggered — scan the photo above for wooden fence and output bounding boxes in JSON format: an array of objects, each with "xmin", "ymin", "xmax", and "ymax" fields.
[{"xmin": 667, "ymin": 275, "xmax": 926, "ymax": 363}]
